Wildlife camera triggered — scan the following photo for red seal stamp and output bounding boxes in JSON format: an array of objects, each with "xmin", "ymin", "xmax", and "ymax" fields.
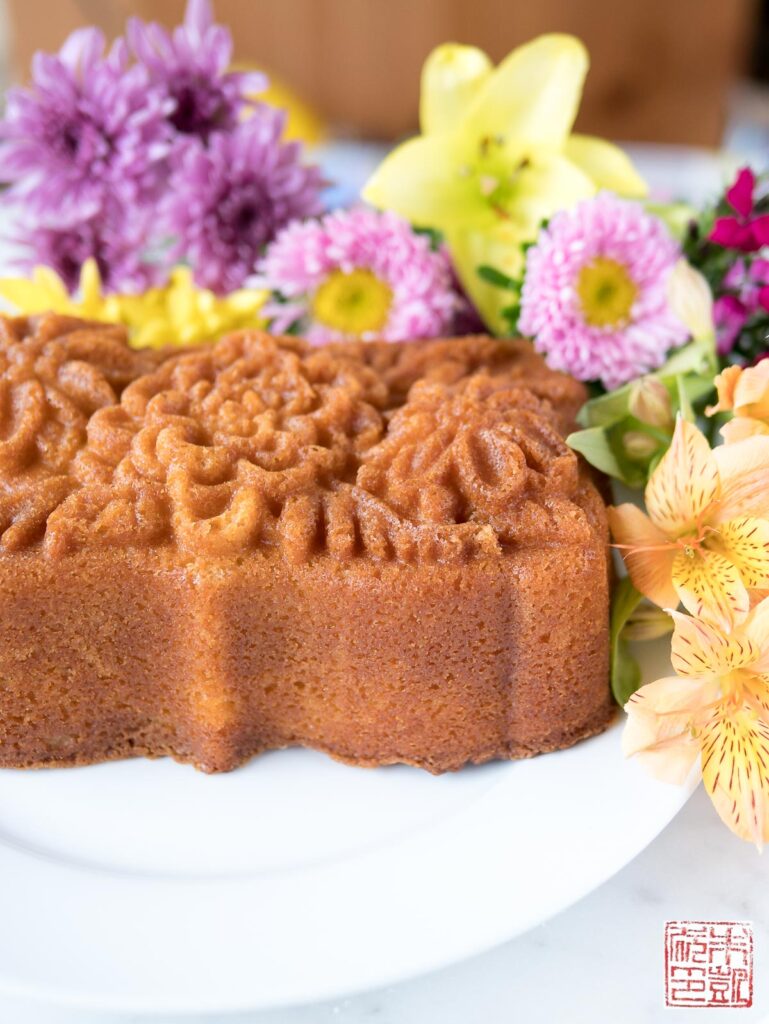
[{"xmin": 665, "ymin": 921, "xmax": 753, "ymax": 1008}]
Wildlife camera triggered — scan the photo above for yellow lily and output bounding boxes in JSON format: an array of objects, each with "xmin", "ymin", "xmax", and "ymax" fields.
[
  {"xmin": 608, "ymin": 416, "xmax": 769, "ymax": 631},
  {"xmin": 623, "ymin": 602, "xmax": 769, "ymax": 846},
  {"xmin": 0, "ymin": 261, "xmax": 266, "ymax": 349},
  {"xmin": 363, "ymin": 36, "xmax": 646, "ymax": 333},
  {"xmin": 708, "ymin": 361, "xmax": 769, "ymax": 443}
]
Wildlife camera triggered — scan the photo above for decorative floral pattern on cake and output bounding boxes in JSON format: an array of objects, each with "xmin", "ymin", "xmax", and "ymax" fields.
[
  {"xmin": 0, "ymin": 318, "xmax": 598, "ymax": 562},
  {"xmin": 0, "ymin": 314, "xmax": 163, "ymax": 550}
]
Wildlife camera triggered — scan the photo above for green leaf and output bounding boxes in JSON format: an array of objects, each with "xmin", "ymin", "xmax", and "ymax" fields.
[
  {"xmin": 575, "ymin": 338, "xmax": 717, "ymax": 431},
  {"xmin": 676, "ymin": 373, "xmax": 694, "ymax": 422},
  {"xmin": 476, "ymin": 264, "xmax": 519, "ymax": 290},
  {"xmin": 659, "ymin": 337, "xmax": 716, "ymax": 379},
  {"xmin": 576, "ymin": 382, "xmax": 634, "ymax": 428},
  {"xmin": 610, "ymin": 577, "xmax": 644, "ymax": 705},
  {"xmin": 567, "ymin": 426, "xmax": 647, "ymax": 488},
  {"xmin": 566, "ymin": 426, "xmax": 625, "ymax": 478}
]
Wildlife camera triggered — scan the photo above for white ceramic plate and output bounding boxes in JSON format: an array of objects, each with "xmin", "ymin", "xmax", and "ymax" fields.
[{"xmin": 0, "ymin": 637, "xmax": 693, "ymax": 1015}]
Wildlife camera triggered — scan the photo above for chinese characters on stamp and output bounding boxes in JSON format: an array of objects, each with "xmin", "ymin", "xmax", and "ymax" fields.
[{"xmin": 665, "ymin": 921, "xmax": 753, "ymax": 1008}]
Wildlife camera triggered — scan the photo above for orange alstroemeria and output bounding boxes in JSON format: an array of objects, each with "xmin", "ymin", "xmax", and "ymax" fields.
[
  {"xmin": 608, "ymin": 416, "xmax": 769, "ymax": 631},
  {"xmin": 623, "ymin": 600, "xmax": 769, "ymax": 846},
  {"xmin": 707, "ymin": 361, "xmax": 769, "ymax": 443}
]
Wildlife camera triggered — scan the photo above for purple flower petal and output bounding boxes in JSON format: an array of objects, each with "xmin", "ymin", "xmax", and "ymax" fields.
[
  {"xmin": 128, "ymin": 0, "xmax": 266, "ymax": 144},
  {"xmin": 14, "ymin": 199, "xmax": 165, "ymax": 293},
  {"xmin": 726, "ymin": 166, "xmax": 755, "ymax": 219},
  {"xmin": 0, "ymin": 26, "xmax": 173, "ymax": 219},
  {"xmin": 714, "ymin": 294, "xmax": 748, "ymax": 355},
  {"xmin": 163, "ymin": 112, "xmax": 324, "ymax": 294},
  {"xmin": 709, "ymin": 216, "xmax": 758, "ymax": 252}
]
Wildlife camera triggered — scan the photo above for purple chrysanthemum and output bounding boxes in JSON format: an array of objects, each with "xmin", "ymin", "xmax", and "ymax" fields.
[
  {"xmin": 164, "ymin": 112, "xmax": 324, "ymax": 294},
  {"xmin": 258, "ymin": 207, "xmax": 459, "ymax": 344},
  {"xmin": 518, "ymin": 195, "xmax": 688, "ymax": 389},
  {"xmin": 128, "ymin": 0, "xmax": 265, "ymax": 144},
  {"xmin": 19, "ymin": 201, "xmax": 164, "ymax": 293},
  {"xmin": 0, "ymin": 28, "xmax": 172, "ymax": 217}
]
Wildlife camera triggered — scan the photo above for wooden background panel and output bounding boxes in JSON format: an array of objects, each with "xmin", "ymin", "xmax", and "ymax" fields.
[{"xmin": 6, "ymin": 0, "xmax": 758, "ymax": 145}]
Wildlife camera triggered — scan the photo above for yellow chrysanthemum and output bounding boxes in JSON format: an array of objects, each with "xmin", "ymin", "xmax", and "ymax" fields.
[{"xmin": 0, "ymin": 260, "xmax": 267, "ymax": 349}]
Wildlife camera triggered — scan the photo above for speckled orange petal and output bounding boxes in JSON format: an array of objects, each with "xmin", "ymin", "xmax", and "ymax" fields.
[
  {"xmin": 672, "ymin": 548, "xmax": 750, "ymax": 631},
  {"xmin": 743, "ymin": 596, "xmax": 769, "ymax": 675},
  {"xmin": 706, "ymin": 365, "xmax": 741, "ymax": 416},
  {"xmin": 607, "ymin": 503, "xmax": 678, "ymax": 610},
  {"xmin": 720, "ymin": 417, "xmax": 769, "ymax": 444},
  {"xmin": 645, "ymin": 417, "xmax": 720, "ymax": 537},
  {"xmin": 708, "ymin": 516, "xmax": 769, "ymax": 590},
  {"xmin": 669, "ymin": 609, "xmax": 759, "ymax": 678},
  {"xmin": 734, "ymin": 359, "xmax": 769, "ymax": 419},
  {"xmin": 622, "ymin": 675, "xmax": 715, "ymax": 784},
  {"xmin": 713, "ymin": 435, "xmax": 769, "ymax": 522},
  {"xmin": 701, "ymin": 703, "xmax": 769, "ymax": 848}
]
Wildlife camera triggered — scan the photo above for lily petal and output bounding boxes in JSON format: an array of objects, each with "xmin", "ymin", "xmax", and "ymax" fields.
[
  {"xmin": 446, "ymin": 222, "xmax": 527, "ymax": 336},
  {"xmin": 709, "ymin": 516, "xmax": 769, "ymax": 589},
  {"xmin": 673, "ymin": 548, "xmax": 750, "ymax": 630},
  {"xmin": 701, "ymin": 703, "xmax": 769, "ymax": 847},
  {"xmin": 670, "ymin": 608, "xmax": 758, "ymax": 677},
  {"xmin": 743, "ymin": 595, "xmax": 769, "ymax": 674},
  {"xmin": 734, "ymin": 359, "xmax": 769, "ymax": 419},
  {"xmin": 645, "ymin": 417, "xmax": 720, "ymax": 536},
  {"xmin": 463, "ymin": 34, "xmax": 588, "ymax": 146},
  {"xmin": 707, "ymin": 365, "xmax": 741, "ymax": 415},
  {"xmin": 562, "ymin": 134, "xmax": 647, "ymax": 197},
  {"xmin": 720, "ymin": 416, "xmax": 769, "ymax": 444},
  {"xmin": 623, "ymin": 675, "xmax": 714, "ymax": 784},
  {"xmin": 362, "ymin": 134, "xmax": 484, "ymax": 231},
  {"xmin": 607, "ymin": 503, "xmax": 678, "ymax": 609},
  {"xmin": 420, "ymin": 44, "xmax": 492, "ymax": 135},
  {"xmin": 505, "ymin": 153, "xmax": 595, "ymax": 235},
  {"xmin": 713, "ymin": 435, "xmax": 769, "ymax": 522}
]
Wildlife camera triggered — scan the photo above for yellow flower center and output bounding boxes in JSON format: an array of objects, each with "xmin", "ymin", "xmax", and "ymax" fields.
[
  {"xmin": 576, "ymin": 257, "xmax": 637, "ymax": 328},
  {"xmin": 312, "ymin": 269, "xmax": 392, "ymax": 336}
]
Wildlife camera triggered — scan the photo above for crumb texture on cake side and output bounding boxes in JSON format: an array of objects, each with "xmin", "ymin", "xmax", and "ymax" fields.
[{"xmin": 0, "ymin": 314, "xmax": 613, "ymax": 773}]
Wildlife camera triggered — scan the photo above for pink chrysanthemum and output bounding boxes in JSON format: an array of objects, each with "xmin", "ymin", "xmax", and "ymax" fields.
[
  {"xmin": 127, "ymin": 0, "xmax": 265, "ymax": 145},
  {"xmin": 0, "ymin": 28, "xmax": 172, "ymax": 218},
  {"xmin": 163, "ymin": 112, "xmax": 324, "ymax": 294},
  {"xmin": 518, "ymin": 194, "xmax": 688, "ymax": 389},
  {"xmin": 259, "ymin": 208, "xmax": 458, "ymax": 343}
]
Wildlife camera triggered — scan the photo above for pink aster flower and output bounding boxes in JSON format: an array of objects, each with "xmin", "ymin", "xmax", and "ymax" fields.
[
  {"xmin": 0, "ymin": 28, "xmax": 172, "ymax": 217},
  {"xmin": 518, "ymin": 194, "xmax": 688, "ymax": 389},
  {"xmin": 164, "ymin": 112, "xmax": 324, "ymax": 294},
  {"xmin": 258, "ymin": 207, "xmax": 459, "ymax": 344},
  {"xmin": 128, "ymin": 0, "xmax": 265, "ymax": 145},
  {"xmin": 709, "ymin": 167, "xmax": 769, "ymax": 252}
]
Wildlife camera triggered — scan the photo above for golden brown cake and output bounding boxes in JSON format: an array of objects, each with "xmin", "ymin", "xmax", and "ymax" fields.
[{"xmin": 0, "ymin": 313, "xmax": 612, "ymax": 773}]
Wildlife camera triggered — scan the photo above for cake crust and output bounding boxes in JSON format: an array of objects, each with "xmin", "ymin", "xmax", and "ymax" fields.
[{"xmin": 0, "ymin": 314, "xmax": 613, "ymax": 773}]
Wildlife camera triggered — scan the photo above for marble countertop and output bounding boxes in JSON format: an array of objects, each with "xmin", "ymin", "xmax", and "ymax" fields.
[{"xmin": 0, "ymin": 785, "xmax": 765, "ymax": 1024}]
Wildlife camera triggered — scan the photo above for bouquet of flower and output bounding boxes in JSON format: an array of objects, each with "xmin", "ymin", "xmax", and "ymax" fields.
[{"xmin": 1, "ymin": 1, "xmax": 769, "ymax": 846}]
